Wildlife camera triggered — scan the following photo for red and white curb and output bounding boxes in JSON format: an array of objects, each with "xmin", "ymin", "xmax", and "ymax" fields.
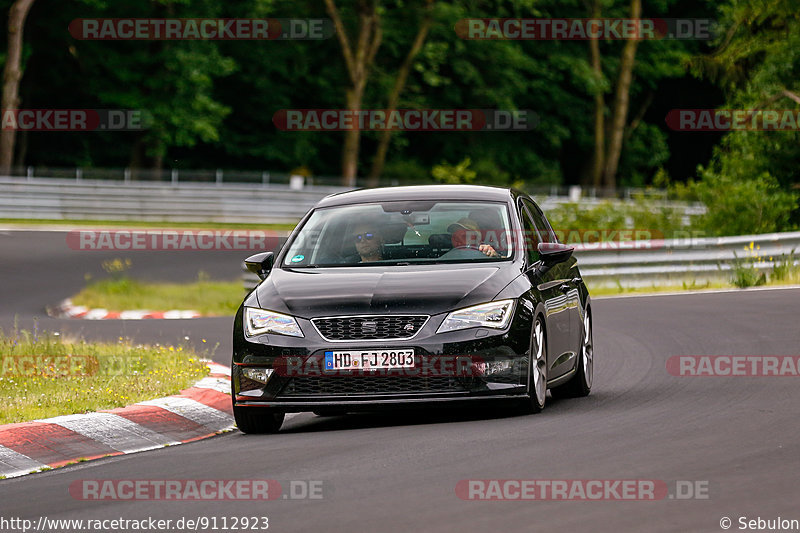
[
  {"xmin": 0, "ymin": 362, "xmax": 233, "ymax": 479},
  {"xmin": 47, "ymin": 299, "xmax": 202, "ymax": 320}
]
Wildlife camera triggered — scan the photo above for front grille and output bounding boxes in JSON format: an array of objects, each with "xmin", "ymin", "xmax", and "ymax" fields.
[
  {"xmin": 311, "ymin": 315, "xmax": 428, "ymax": 341},
  {"xmin": 279, "ymin": 376, "xmax": 468, "ymax": 396}
]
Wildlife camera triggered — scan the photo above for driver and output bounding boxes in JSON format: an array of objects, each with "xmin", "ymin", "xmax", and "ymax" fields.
[{"xmin": 447, "ymin": 218, "xmax": 499, "ymax": 258}]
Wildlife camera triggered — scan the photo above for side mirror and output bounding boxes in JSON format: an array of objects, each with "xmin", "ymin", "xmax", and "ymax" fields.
[
  {"xmin": 538, "ymin": 242, "xmax": 574, "ymax": 267},
  {"xmin": 245, "ymin": 251, "xmax": 275, "ymax": 280}
]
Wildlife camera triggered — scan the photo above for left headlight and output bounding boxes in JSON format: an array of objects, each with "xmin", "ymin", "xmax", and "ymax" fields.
[
  {"xmin": 244, "ymin": 307, "xmax": 304, "ymax": 338},
  {"xmin": 437, "ymin": 299, "xmax": 516, "ymax": 334}
]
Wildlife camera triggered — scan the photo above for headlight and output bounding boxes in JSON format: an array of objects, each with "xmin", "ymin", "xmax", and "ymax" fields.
[
  {"xmin": 244, "ymin": 307, "xmax": 304, "ymax": 337},
  {"xmin": 437, "ymin": 299, "xmax": 516, "ymax": 334}
]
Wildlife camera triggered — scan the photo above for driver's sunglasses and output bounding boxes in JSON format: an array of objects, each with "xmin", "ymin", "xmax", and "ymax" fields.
[{"xmin": 353, "ymin": 232, "xmax": 375, "ymax": 242}]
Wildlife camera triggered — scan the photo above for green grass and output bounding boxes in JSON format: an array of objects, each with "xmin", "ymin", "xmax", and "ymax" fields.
[
  {"xmin": 0, "ymin": 329, "xmax": 212, "ymax": 424},
  {"xmin": 71, "ymin": 277, "xmax": 243, "ymax": 316},
  {"xmin": 588, "ymin": 281, "xmax": 729, "ymax": 297},
  {"xmin": 588, "ymin": 273, "xmax": 800, "ymax": 297},
  {"xmin": 0, "ymin": 217, "xmax": 296, "ymax": 231}
]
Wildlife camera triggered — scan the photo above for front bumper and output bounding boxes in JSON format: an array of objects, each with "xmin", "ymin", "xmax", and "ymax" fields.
[{"xmin": 231, "ymin": 304, "xmax": 534, "ymax": 409}]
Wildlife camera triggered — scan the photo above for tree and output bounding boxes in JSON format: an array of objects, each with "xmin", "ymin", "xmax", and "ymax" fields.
[
  {"xmin": 601, "ymin": 0, "xmax": 641, "ymax": 188},
  {"xmin": 324, "ymin": 0, "xmax": 382, "ymax": 186},
  {"xmin": 72, "ymin": 0, "xmax": 235, "ymax": 171},
  {"xmin": 366, "ymin": 0, "xmax": 434, "ymax": 185},
  {"xmin": 0, "ymin": 0, "xmax": 35, "ymax": 174}
]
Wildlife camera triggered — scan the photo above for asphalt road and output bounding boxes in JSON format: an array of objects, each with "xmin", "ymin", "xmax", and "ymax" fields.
[{"xmin": 2, "ymin": 229, "xmax": 800, "ymax": 532}]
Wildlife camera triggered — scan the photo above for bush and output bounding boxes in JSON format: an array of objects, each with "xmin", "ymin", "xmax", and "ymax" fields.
[
  {"xmin": 675, "ymin": 170, "xmax": 798, "ymax": 237},
  {"xmin": 544, "ymin": 197, "xmax": 688, "ymax": 240}
]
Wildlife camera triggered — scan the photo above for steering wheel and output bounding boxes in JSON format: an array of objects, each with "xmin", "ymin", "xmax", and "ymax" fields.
[{"xmin": 441, "ymin": 245, "xmax": 488, "ymax": 258}]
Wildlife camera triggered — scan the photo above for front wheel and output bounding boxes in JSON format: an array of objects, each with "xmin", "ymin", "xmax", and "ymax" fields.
[
  {"xmin": 551, "ymin": 309, "xmax": 593, "ymax": 399},
  {"xmin": 522, "ymin": 317, "xmax": 547, "ymax": 414},
  {"xmin": 233, "ymin": 405, "xmax": 284, "ymax": 434}
]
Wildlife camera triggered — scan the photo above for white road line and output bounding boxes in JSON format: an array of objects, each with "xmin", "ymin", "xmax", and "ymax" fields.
[
  {"xmin": 163, "ymin": 310, "xmax": 201, "ymax": 319},
  {"xmin": 0, "ymin": 445, "xmax": 48, "ymax": 478},
  {"xmin": 137, "ymin": 397, "xmax": 234, "ymax": 433},
  {"xmin": 119, "ymin": 310, "xmax": 149, "ymax": 320},
  {"xmin": 204, "ymin": 362, "xmax": 232, "ymax": 376},
  {"xmin": 192, "ymin": 377, "xmax": 231, "ymax": 394},
  {"xmin": 82, "ymin": 309, "xmax": 110, "ymax": 320},
  {"xmin": 37, "ymin": 412, "xmax": 179, "ymax": 453}
]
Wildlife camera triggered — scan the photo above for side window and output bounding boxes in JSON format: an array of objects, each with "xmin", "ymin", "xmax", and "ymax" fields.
[
  {"xmin": 518, "ymin": 200, "xmax": 543, "ymax": 264},
  {"xmin": 522, "ymin": 198, "xmax": 556, "ymax": 243}
]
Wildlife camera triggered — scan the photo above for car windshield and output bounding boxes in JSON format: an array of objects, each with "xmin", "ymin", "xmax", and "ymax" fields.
[{"xmin": 281, "ymin": 200, "xmax": 513, "ymax": 267}]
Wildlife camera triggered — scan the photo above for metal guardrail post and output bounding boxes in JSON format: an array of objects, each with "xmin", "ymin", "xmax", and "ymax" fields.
[
  {"xmin": 171, "ymin": 169, "xmax": 178, "ymax": 185},
  {"xmin": 216, "ymin": 169, "xmax": 223, "ymax": 186}
]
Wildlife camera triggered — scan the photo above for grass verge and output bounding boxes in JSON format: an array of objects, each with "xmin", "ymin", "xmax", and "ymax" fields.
[
  {"xmin": 588, "ymin": 274, "xmax": 800, "ymax": 297},
  {"xmin": 70, "ymin": 277, "xmax": 242, "ymax": 316},
  {"xmin": 0, "ymin": 328, "xmax": 213, "ymax": 424}
]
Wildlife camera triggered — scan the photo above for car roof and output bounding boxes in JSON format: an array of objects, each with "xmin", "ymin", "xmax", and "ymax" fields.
[{"xmin": 315, "ymin": 184, "xmax": 515, "ymax": 208}]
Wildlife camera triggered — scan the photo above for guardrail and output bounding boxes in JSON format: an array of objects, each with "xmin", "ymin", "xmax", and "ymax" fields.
[
  {"xmin": 5, "ymin": 166, "xmax": 674, "ymax": 200},
  {"xmin": 0, "ymin": 176, "xmax": 343, "ymax": 223},
  {"xmin": 0, "ymin": 176, "xmax": 703, "ymax": 224},
  {"xmin": 241, "ymin": 231, "xmax": 800, "ymax": 290},
  {"xmin": 575, "ymin": 230, "xmax": 800, "ymax": 288}
]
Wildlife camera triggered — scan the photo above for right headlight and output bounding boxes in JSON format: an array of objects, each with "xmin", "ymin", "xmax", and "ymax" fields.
[
  {"xmin": 244, "ymin": 307, "xmax": 304, "ymax": 338},
  {"xmin": 437, "ymin": 299, "xmax": 516, "ymax": 334}
]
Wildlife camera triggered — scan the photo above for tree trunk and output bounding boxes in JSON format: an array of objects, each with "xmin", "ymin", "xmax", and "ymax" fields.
[
  {"xmin": 0, "ymin": 0, "xmax": 36, "ymax": 175},
  {"xmin": 367, "ymin": 0, "xmax": 434, "ymax": 186},
  {"xmin": 342, "ymin": 85, "xmax": 365, "ymax": 185},
  {"xmin": 602, "ymin": 0, "xmax": 641, "ymax": 189},
  {"xmin": 588, "ymin": 0, "xmax": 604, "ymax": 188},
  {"xmin": 325, "ymin": 0, "xmax": 382, "ymax": 187}
]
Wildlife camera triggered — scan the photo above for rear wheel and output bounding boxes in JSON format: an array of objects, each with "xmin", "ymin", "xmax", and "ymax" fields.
[
  {"xmin": 551, "ymin": 309, "xmax": 593, "ymax": 399},
  {"xmin": 522, "ymin": 317, "xmax": 547, "ymax": 413},
  {"xmin": 233, "ymin": 405, "xmax": 284, "ymax": 434}
]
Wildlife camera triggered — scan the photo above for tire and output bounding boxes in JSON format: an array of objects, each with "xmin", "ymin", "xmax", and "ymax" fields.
[
  {"xmin": 230, "ymin": 365, "xmax": 284, "ymax": 434},
  {"xmin": 233, "ymin": 405, "xmax": 284, "ymax": 434},
  {"xmin": 551, "ymin": 308, "xmax": 593, "ymax": 399},
  {"xmin": 522, "ymin": 316, "xmax": 547, "ymax": 414}
]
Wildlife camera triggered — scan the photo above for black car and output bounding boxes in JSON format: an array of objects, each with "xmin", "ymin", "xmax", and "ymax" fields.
[{"xmin": 232, "ymin": 185, "xmax": 593, "ymax": 433}]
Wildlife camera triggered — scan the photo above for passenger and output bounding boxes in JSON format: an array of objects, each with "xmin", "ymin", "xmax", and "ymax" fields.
[{"xmin": 351, "ymin": 222, "xmax": 385, "ymax": 262}]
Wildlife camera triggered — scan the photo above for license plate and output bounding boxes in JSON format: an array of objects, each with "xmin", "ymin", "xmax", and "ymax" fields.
[{"xmin": 324, "ymin": 349, "xmax": 415, "ymax": 371}]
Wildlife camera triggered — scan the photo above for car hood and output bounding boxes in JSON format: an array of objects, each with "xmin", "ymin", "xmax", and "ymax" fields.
[{"xmin": 255, "ymin": 264, "xmax": 519, "ymax": 318}]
